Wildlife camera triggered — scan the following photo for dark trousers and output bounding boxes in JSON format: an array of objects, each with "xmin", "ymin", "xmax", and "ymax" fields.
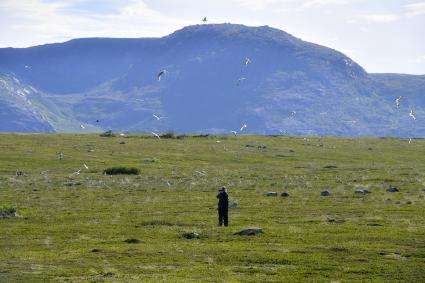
[{"xmin": 218, "ymin": 208, "xmax": 228, "ymax": 226}]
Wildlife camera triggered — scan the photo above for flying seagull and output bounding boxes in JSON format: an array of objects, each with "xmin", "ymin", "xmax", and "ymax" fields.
[
  {"xmin": 153, "ymin": 114, "xmax": 166, "ymax": 121},
  {"xmin": 202, "ymin": 17, "xmax": 207, "ymax": 22},
  {"xmin": 409, "ymin": 109, "xmax": 416, "ymax": 120},
  {"xmin": 152, "ymin": 132, "xmax": 161, "ymax": 139},
  {"xmin": 80, "ymin": 124, "xmax": 85, "ymax": 129},
  {"xmin": 395, "ymin": 96, "xmax": 403, "ymax": 108},
  {"xmin": 231, "ymin": 131, "xmax": 238, "ymax": 136},
  {"xmin": 240, "ymin": 124, "xmax": 247, "ymax": 131},
  {"xmin": 245, "ymin": 58, "xmax": 251, "ymax": 66},
  {"xmin": 236, "ymin": 77, "xmax": 246, "ymax": 86},
  {"xmin": 157, "ymin": 70, "xmax": 167, "ymax": 81}
]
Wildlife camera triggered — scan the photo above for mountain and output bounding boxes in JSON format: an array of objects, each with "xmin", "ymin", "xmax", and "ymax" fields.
[{"xmin": 0, "ymin": 24, "xmax": 424, "ymax": 136}]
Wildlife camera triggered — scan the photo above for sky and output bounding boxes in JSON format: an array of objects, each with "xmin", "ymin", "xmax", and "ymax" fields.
[{"xmin": 0, "ymin": 0, "xmax": 424, "ymax": 74}]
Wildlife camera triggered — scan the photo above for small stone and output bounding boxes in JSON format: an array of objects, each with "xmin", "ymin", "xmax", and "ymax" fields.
[
  {"xmin": 229, "ymin": 202, "xmax": 239, "ymax": 208},
  {"xmin": 321, "ymin": 191, "xmax": 330, "ymax": 196},
  {"xmin": 265, "ymin": 192, "xmax": 278, "ymax": 197},
  {"xmin": 124, "ymin": 238, "xmax": 142, "ymax": 244},
  {"xmin": 387, "ymin": 187, "xmax": 399, "ymax": 192},
  {"xmin": 367, "ymin": 223, "xmax": 382, "ymax": 227},
  {"xmin": 182, "ymin": 232, "xmax": 200, "ymax": 239},
  {"xmin": 91, "ymin": 248, "xmax": 101, "ymax": 253},
  {"xmin": 235, "ymin": 227, "xmax": 264, "ymax": 236},
  {"xmin": 119, "ymin": 141, "xmax": 126, "ymax": 145},
  {"xmin": 281, "ymin": 192, "xmax": 289, "ymax": 197}
]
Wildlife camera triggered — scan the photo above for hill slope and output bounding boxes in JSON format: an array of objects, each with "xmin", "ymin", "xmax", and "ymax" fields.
[{"xmin": 0, "ymin": 24, "xmax": 424, "ymax": 136}]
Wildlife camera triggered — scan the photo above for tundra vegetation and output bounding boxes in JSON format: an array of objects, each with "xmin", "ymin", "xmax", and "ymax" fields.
[{"xmin": 0, "ymin": 133, "xmax": 424, "ymax": 282}]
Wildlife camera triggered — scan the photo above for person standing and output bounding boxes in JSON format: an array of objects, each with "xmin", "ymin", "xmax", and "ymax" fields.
[{"xmin": 217, "ymin": 187, "xmax": 229, "ymax": 226}]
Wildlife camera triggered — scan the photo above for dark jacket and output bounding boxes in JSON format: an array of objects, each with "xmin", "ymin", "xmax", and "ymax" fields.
[{"xmin": 217, "ymin": 191, "xmax": 228, "ymax": 210}]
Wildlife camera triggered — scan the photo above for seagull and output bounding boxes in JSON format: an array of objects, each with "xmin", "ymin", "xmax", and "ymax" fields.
[
  {"xmin": 409, "ymin": 109, "xmax": 416, "ymax": 120},
  {"xmin": 245, "ymin": 58, "xmax": 251, "ymax": 66},
  {"xmin": 80, "ymin": 124, "xmax": 85, "ymax": 129},
  {"xmin": 73, "ymin": 169, "xmax": 81, "ymax": 175},
  {"xmin": 157, "ymin": 70, "xmax": 167, "ymax": 81},
  {"xmin": 409, "ymin": 138, "xmax": 412, "ymax": 144},
  {"xmin": 153, "ymin": 114, "xmax": 166, "ymax": 121},
  {"xmin": 236, "ymin": 77, "xmax": 246, "ymax": 86},
  {"xmin": 395, "ymin": 96, "xmax": 403, "ymax": 108},
  {"xmin": 240, "ymin": 124, "xmax": 247, "ymax": 131},
  {"xmin": 289, "ymin": 111, "xmax": 296, "ymax": 118},
  {"xmin": 83, "ymin": 164, "xmax": 89, "ymax": 170},
  {"xmin": 96, "ymin": 120, "xmax": 99, "ymax": 123},
  {"xmin": 231, "ymin": 131, "xmax": 238, "ymax": 136},
  {"xmin": 152, "ymin": 132, "xmax": 161, "ymax": 139},
  {"xmin": 202, "ymin": 17, "xmax": 207, "ymax": 22}
]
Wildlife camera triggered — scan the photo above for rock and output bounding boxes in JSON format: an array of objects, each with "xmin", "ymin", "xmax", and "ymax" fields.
[
  {"xmin": 387, "ymin": 187, "xmax": 399, "ymax": 192},
  {"xmin": 235, "ymin": 227, "xmax": 264, "ymax": 236},
  {"xmin": 91, "ymin": 248, "xmax": 101, "ymax": 253},
  {"xmin": 124, "ymin": 238, "xmax": 142, "ymax": 244},
  {"xmin": 104, "ymin": 272, "xmax": 114, "ymax": 278},
  {"xmin": 367, "ymin": 223, "xmax": 382, "ymax": 227},
  {"xmin": 355, "ymin": 189, "xmax": 371, "ymax": 194},
  {"xmin": 229, "ymin": 202, "xmax": 239, "ymax": 208},
  {"xmin": 182, "ymin": 232, "xmax": 200, "ymax": 239},
  {"xmin": 320, "ymin": 191, "xmax": 330, "ymax": 196},
  {"xmin": 363, "ymin": 189, "xmax": 371, "ymax": 194},
  {"xmin": 281, "ymin": 192, "xmax": 289, "ymax": 197},
  {"xmin": 119, "ymin": 141, "xmax": 126, "ymax": 144},
  {"xmin": 265, "ymin": 192, "xmax": 278, "ymax": 197},
  {"xmin": 0, "ymin": 209, "xmax": 21, "ymax": 218}
]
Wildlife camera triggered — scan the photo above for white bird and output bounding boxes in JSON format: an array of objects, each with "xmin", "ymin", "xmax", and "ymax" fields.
[
  {"xmin": 231, "ymin": 131, "xmax": 238, "ymax": 136},
  {"xmin": 83, "ymin": 164, "xmax": 89, "ymax": 170},
  {"xmin": 157, "ymin": 70, "xmax": 167, "ymax": 81},
  {"xmin": 236, "ymin": 77, "xmax": 246, "ymax": 86},
  {"xmin": 80, "ymin": 124, "xmax": 85, "ymax": 129},
  {"xmin": 240, "ymin": 124, "xmax": 247, "ymax": 131},
  {"xmin": 245, "ymin": 58, "xmax": 251, "ymax": 66},
  {"xmin": 73, "ymin": 169, "xmax": 81, "ymax": 175},
  {"xmin": 395, "ymin": 96, "xmax": 403, "ymax": 108},
  {"xmin": 409, "ymin": 138, "xmax": 412, "ymax": 144},
  {"xmin": 166, "ymin": 181, "xmax": 171, "ymax": 187},
  {"xmin": 153, "ymin": 114, "xmax": 166, "ymax": 120},
  {"xmin": 202, "ymin": 17, "xmax": 207, "ymax": 22},
  {"xmin": 152, "ymin": 132, "xmax": 161, "ymax": 139},
  {"xmin": 409, "ymin": 109, "xmax": 416, "ymax": 120}
]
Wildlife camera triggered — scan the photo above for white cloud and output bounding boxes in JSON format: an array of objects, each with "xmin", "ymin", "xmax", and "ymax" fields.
[
  {"xmin": 0, "ymin": 0, "xmax": 189, "ymax": 47},
  {"xmin": 405, "ymin": 2, "xmax": 425, "ymax": 17},
  {"xmin": 416, "ymin": 55, "xmax": 425, "ymax": 63},
  {"xmin": 233, "ymin": 0, "xmax": 294, "ymax": 10},
  {"xmin": 302, "ymin": 0, "xmax": 351, "ymax": 8},
  {"xmin": 360, "ymin": 14, "xmax": 400, "ymax": 23}
]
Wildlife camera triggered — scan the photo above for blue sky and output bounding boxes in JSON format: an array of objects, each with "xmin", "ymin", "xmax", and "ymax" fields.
[{"xmin": 0, "ymin": 0, "xmax": 424, "ymax": 74}]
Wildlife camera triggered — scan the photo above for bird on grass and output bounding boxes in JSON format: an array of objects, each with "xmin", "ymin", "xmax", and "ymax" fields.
[
  {"xmin": 409, "ymin": 109, "xmax": 416, "ymax": 120},
  {"xmin": 83, "ymin": 164, "xmax": 89, "ymax": 170},
  {"xmin": 152, "ymin": 132, "xmax": 161, "ymax": 139},
  {"xmin": 395, "ymin": 96, "xmax": 403, "ymax": 108},
  {"xmin": 157, "ymin": 70, "xmax": 167, "ymax": 81}
]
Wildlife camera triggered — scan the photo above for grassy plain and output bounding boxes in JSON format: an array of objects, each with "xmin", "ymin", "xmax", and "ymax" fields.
[{"xmin": 0, "ymin": 133, "xmax": 424, "ymax": 282}]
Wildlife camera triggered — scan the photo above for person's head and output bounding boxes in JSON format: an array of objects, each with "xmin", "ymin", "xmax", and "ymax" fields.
[{"xmin": 220, "ymin": 186, "xmax": 226, "ymax": 192}]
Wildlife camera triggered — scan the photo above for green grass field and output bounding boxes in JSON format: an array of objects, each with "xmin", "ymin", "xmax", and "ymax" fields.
[{"xmin": 0, "ymin": 133, "xmax": 424, "ymax": 282}]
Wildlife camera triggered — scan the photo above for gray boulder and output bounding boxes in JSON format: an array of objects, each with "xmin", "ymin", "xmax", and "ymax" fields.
[
  {"xmin": 265, "ymin": 192, "xmax": 278, "ymax": 197},
  {"xmin": 281, "ymin": 192, "xmax": 289, "ymax": 197},
  {"xmin": 321, "ymin": 191, "xmax": 330, "ymax": 196},
  {"xmin": 387, "ymin": 187, "xmax": 399, "ymax": 193},
  {"xmin": 235, "ymin": 227, "xmax": 264, "ymax": 236}
]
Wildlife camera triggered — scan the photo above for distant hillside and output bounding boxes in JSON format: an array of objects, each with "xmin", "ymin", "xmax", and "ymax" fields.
[{"xmin": 0, "ymin": 24, "xmax": 424, "ymax": 136}]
